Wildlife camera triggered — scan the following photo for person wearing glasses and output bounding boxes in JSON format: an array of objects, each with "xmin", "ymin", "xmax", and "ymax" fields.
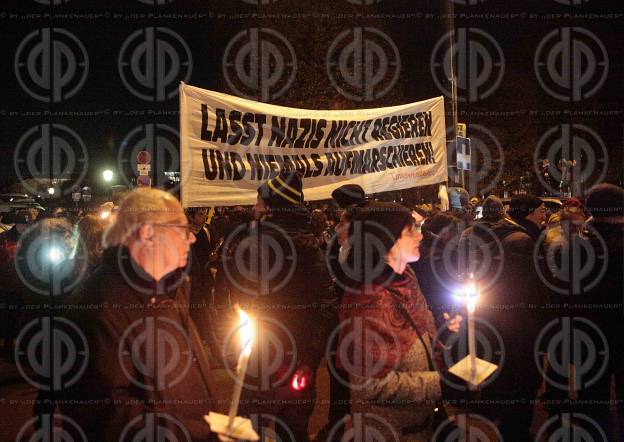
[{"xmin": 58, "ymin": 188, "xmax": 218, "ymax": 442}]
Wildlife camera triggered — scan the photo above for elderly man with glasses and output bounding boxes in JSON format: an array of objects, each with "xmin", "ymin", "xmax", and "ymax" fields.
[{"xmin": 58, "ymin": 188, "xmax": 218, "ymax": 442}]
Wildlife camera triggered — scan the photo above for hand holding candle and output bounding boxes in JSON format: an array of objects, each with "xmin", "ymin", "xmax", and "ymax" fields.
[{"xmin": 227, "ymin": 307, "xmax": 254, "ymax": 435}]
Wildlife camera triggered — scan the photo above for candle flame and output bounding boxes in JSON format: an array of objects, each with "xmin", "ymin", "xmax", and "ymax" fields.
[
  {"xmin": 454, "ymin": 280, "xmax": 479, "ymax": 311},
  {"xmin": 237, "ymin": 308, "xmax": 253, "ymax": 357}
]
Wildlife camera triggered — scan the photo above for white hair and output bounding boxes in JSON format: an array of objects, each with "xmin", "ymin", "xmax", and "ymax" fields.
[{"xmin": 102, "ymin": 188, "xmax": 184, "ymax": 249}]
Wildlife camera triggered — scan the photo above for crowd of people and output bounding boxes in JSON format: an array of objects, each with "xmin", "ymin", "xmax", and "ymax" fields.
[{"xmin": 0, "ymin": 172, "xmax": 623, "ymax": 441}]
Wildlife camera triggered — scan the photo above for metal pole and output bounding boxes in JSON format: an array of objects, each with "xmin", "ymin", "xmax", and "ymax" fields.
[{"xmin": 448, "ymin": 1, "xmax": 461, "ymax": 188}]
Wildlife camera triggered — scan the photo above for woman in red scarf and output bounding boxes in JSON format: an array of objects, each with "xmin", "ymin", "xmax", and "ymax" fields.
[{"xmin": 335, "ymin": 202, "xmax": 460, "ymax": 442}]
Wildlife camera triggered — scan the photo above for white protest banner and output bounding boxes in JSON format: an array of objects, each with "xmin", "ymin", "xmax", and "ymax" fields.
[{"xmin": 180, "ymin": 83, "xmax": 447, "ymax": 207}]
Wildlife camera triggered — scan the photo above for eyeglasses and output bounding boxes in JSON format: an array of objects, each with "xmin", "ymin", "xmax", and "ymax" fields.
[{"xmin": 156, "ymin": 223, "xmax": 195, "ymax": 239}]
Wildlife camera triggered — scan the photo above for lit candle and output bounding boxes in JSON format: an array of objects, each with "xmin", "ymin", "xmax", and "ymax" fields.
[
  {"xmin": 465, "ymin": 281, "xmax": 477, "ymax": 384},
  {"xmin": 227, "ymin": 308, "xmax": 254, "ymax": 435},
  {"xmin": 454, "ymin": 275, "xmax": 479, "ymax": 386}
]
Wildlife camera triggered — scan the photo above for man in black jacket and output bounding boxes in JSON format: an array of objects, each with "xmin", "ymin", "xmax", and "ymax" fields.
[
  {"xmin": 458, "ymin": 195, "xmax": 544, "ymax": 441},
  {"xmin": 58, "ymin": 189, "xmax": 218, "ymax": 441},
  {"xmin": 224, "ymin": 172, "xmax": 336, "ymax": 442}
]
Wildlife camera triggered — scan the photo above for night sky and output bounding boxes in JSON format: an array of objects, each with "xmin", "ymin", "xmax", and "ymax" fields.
[{"xmin": 1, "ymin": 0, "xmax": 622, "ymax": 197}]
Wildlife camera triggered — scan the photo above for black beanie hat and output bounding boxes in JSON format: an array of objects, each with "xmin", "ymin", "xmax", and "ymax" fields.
[
  {"xmin": 331, "ymin": 184, "xmax": 366, "ymax": 208},
  {"xmin": 586, "ymin": 183, "xmax": 624, "ymax": 223},
  {"xmin": 349, "ymin": 202, "xmax": 414, "ymax": 257},
  {"xmin": 508, "ymin": 195, "xmax": 542, "ymax": 222},
  {"xmin": 258, "ymin": 171, "xmax": 304, "ymax": 207}
]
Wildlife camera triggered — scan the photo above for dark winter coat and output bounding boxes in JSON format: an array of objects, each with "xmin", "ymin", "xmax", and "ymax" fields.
[
  {"xmin": 57, "ymin": 247, "xmax": 217, "ymax": 442},
  {"xmin": 225, "ymin": 205, "xmax": 337, "ymax": 374}
]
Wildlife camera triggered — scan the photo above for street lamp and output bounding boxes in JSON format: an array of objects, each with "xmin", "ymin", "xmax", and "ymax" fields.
[
  {"xmin": 102, "ymin": 169, "xmax": 114, "ymax": 182},
  {"xmin": 47, "ymin": 187, "xmax": 55, "ymax": 196}
]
